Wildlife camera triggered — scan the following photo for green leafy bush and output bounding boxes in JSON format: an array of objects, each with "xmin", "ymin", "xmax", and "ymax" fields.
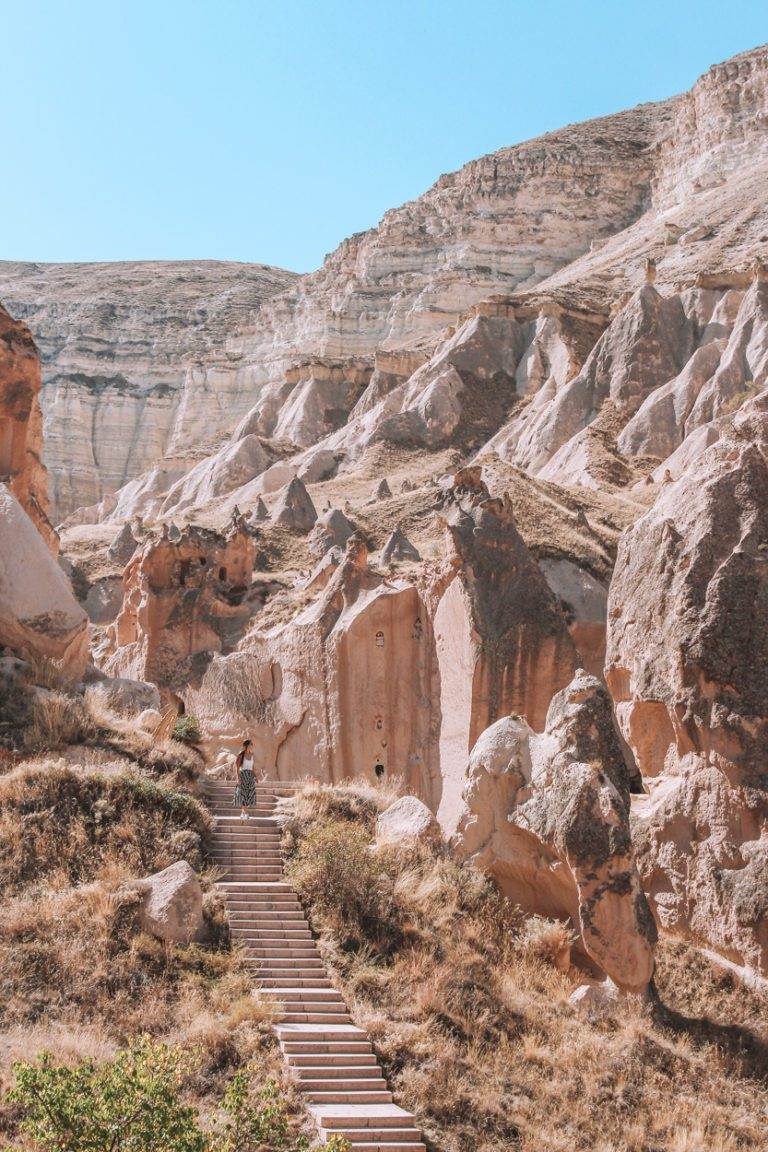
[
  {"xmin": 173, "ymin": 716, "xmax": 202, "ymax": 745},
  {"xmin": 10, "ymin": 1038, "xmax": 205, "ymax": 1152},
  {"xmin": 9, "ymin": 1041, "xmax": 324, "ymax": 1152}
]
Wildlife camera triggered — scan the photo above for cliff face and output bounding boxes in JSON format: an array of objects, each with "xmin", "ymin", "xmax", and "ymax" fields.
[
  {"xmin": 0, "ymin": 304, "xmax": 55, "ymax": 547},
  {"xmin": 0, "ymin": 261, "xmax": 298, "ymax": 519}
]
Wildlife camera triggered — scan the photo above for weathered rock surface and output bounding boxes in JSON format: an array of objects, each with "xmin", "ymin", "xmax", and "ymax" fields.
[
  {"xmin": 104, "ymin": 521, "xmax": 258, "ymax": 693},
  {"xmin": 271, "ymin": 476, "xmax": 317, "ymax": 533},
  {"xmin": 0, "ymin": 485, "xmax": 88, "ymax": 675},
  {"xmin": 376, "ymin": 795, "xmax": 441, "ymax": 847},
  {"xmin": 0, "ymin": 304, "xmax": 55, "ymax": 547},
  {"xmin": 309, "ymin": 508, "xmax": 355, "ymax": 556},
  {"xmin": 381, "ymin": 528, "xmax": 421, "ymax": 566},
  {"xmin": 0, "ymin": 261, "xmax": 298, "ymax": 518},
  {"xmin": 606, "ymin": 395, "xmax": 768, "ymax": 977},
  {"xmin": 434, "ymin": 470, "xmax": 579, "ymax": 833},
  {"xmin": 133, "ymin": 860, "xmax": 205, "ymax": 944},
  {"xmin": 454, "ymin": 672, "xmax": 656, "ymax": 991}
]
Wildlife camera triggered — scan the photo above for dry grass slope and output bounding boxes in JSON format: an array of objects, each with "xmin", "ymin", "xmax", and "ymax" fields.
[{"xmin": 280, "ymin": 781, "xmax": 768, "ymax": 1152}]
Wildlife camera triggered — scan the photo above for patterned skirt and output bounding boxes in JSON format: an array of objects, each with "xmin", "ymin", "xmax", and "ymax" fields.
[{"xmin": 233, "ymin": 769, "xmax": 257, "ymax": 807}]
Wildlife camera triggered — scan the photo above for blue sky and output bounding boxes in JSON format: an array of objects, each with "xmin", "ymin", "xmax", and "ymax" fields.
[{"xmin": 2, "ymin": 1, "xmax": 765, "ymax": 273}]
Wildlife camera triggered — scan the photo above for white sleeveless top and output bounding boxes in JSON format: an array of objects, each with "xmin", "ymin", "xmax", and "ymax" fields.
[{"xmin": 242, "ymin": 756, "xmax": 254, "ymax": 772}]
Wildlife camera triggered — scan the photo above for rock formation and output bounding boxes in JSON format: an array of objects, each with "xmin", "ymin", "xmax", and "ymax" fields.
[
  {"xmin": 105, "ymin": 521, "xmax": 258, "ymax": 694},
  {"xmin": 376, "ymin": 795, "xmax": 441, "ymax": 847},
  {"xmin": 0, "ymin": 485, "xmax": 88, "ymax": 675},
  {"xmin": 0, "ymin": 261, "xmax": 298, "ymax": 518},
  {"xmin": 434, "ymin": 470, "xmax": 579, "ymax": 832},
  {"xmin": 454, "ymin": 672, "xmax": 656, "ymax": 991},
  {"xmin": 271, "ymin": 476, "xmax": 318, "ymax": 533},
  {"xmin": 107, "ymin": 521, "xmax": 139, "ymax": 565},
  {"xmin": 250, "ymin": 495, "xmax": 269, "ymax": 523},
  {"xmin": 381, "ymin": 528, "xmax": 421, "ymax": 565},
  {"xmin": 606, "ymin": 395, "xmax": 768, "ymax": 978},
  {"xmin": 309, "ymin": 508, "xmax": 355, "ymax": 556},
  {"xmin": 0, "ymin": 304, "xmax": 55, "ymax": 547}
]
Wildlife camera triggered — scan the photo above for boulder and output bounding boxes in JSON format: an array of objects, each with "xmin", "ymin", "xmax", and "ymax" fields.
[
  {"xmin": 137, "ymin": 707, "xmax": 163, "ymax": 731},
  {"xmin": 454, "ymin": 670, "xmax": 656, "ymax": 992},
  {"xmin": 376, "ymin": 795, "xmax": 441, "ymax": 847},
  {"xmin": 134, "ymin": 860, "xmax": 205, "ymax": 944},
  {"xmin": 271, "ymin": 476, "xmax": 317, "ymax": 533},
  {"xmin": 381, "ymin": 528, "xmax": 421, "ymax": 565},
  {"xmin": 88, "ymin": 673, "xmax": 161, "ymax": 716},
  {"xmin": 0, "ymin": 485, "xmax": 88, "ymax": 676},
  {"xmin": 368, "ymin": 477, "xmax": 392, "ymax": 502}
]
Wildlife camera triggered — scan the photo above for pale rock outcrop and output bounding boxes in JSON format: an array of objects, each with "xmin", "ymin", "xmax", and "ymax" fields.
[
  {"xmin": 0, "ymin": 304, "xmax": 54, "ymax": 547},
  {"xmin": 454, "ymin": 672, "xmax": 656, "ymax": 992},
  {"xmin": 606, "ymin": 394, "xmax": 768, "ymax": 977},
  {"xmin": 369, "ymin": 478, "xmax": 392, "ymax": 502},
  {"xmin": 107, "ymin": 521, "xmax": 139, "ymax": 565},
  {"xmin": 105, "ymin": 522, "xmax": 257, "ymax": 692},
  {"xmin": 309, "ymin": 508, "xmax": 355, "ymax": 556},
  {"xmin": 250, "ymin": 496, "xmax": 269, "ymax": 523},
  {"xmin": 133, "ymin": 860, "xmax": 205, "ymax": 944},
  {"xmin": 434, "ymin": 469, "xmax": 579, "ymax": 833},
  {"xmin": 381, "ymin": 528, "xmax": 421, "ymax": 566},
  {"xmin": 186, "ymin": 533, "xmax": 442, "ymax": 801},
  {"xmin": 0, "ymin": 485, "xmax": 88, "ymax": 675},
  {"xmin": 271, "ymin": 476, "xmax": 317, "ymax": 533},
  {"xmin": 272, "ymin": 359, "xmax": 372, "ymax": 446},
  {"xmin": 376, "ymin": 795, "xmax": 441, "ymax": 847},
  {"xmin": 0, "ymin": 262, "xmax": 297, "ymax": 518}
]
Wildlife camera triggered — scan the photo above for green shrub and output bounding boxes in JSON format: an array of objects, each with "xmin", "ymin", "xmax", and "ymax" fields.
[
  {"xmin": 173, "ymin": 716, "xmax": 202, "ymax": 745},
  {"xmin": 8, "ymin": 1042, "xmax": 328, "ymax": 1152},
  {"xmin": 10, "ymin": 1037, "xmax": 205, "ymax": 1152}
]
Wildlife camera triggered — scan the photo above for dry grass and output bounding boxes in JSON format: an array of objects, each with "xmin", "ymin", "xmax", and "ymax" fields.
[
  {"xmin": 0, "ymin": 752, "xmax": 310, "ymax": 1148},
  {"xmin": 282, "ymin": 784, "xmax": 768, "ymax": 1152}
]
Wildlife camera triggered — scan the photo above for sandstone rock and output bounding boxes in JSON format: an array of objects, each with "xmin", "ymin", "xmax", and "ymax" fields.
[
  {"xmin": 0, "ymin": 304, "xmax": 54, "ymax": 547},
  {"xmin": 271, "ymin": 477, "xmax": 317, "ymax": 533},
  {"xmin": 454, "ymin": 671, "xmax": 656, "ymax": 991},
  {"xmin": 309, "ymin": 508, "xmax": 355, "ymax": 556},
  {"xmin": 369, "ymin": 478, "xmax": 392, "ymax": 502},
  {"xmin": 107, "ymin": 522, "xmax": 139, "ymax": 565},
  {"xmin": 105, "ymin": 521, "xmax": 257, "ymax": 692},
  {"xmin": 434, "ymin": 473, "xmax": 578, "ymax": 833},
  {"xmin": 381, "ymin": 528, "xmax": 421, "ymax": 565},
  {"xmin": 134, "ymin": 860, "xmax": 205, "ymax": 944},
  {"xmin": 87, "ymin": 672, "xmax": 161, "ymax": 716},
  {"xmin": 0, "ymin": 485, "xmax": 88, "ymax": 675},
  {"xmin": 137, "ymin": 707, "xmax": 163, "ymax": 731},
  {"xmin": 249, "ymin": 496, "xmax": 269, "ymax": 523},
  {"xmin": 376, "ymin": 794, "xmax": 441, "ymax": 847},
  {"xmin": 606, "ymin": 395, "xmax": 768, "ymax": 977},
  {"xmin": 0, "ymin": 262, "xmax": 298, "ymax": 518}
]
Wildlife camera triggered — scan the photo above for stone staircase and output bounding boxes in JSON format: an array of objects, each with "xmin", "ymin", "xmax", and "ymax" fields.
[{"xmin": 204, "ymin": 777, "xmax": 426, "ymax": 1151}]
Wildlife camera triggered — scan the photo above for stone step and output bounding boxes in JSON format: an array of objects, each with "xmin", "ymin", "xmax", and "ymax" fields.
[
  {"xmin": 259, "ymin": 977, "xmax": 333, "ymax": 989},
  {"xmin": 219, "ymin": 882, "xmax": 292, "ymax": 891},
  {"xmin": 284, "ymin": 1043, "xmax": 373, "ymax": 1056},
  {"xmin": 280, "ymin": 1013, "xmax": 352, "ymax": 1026},
  {"xmin": 312, "ymin": 1105, "xmax": 416, "ymax": 1130},
  {"xmin": 261, "ymin": 987, "xmax": 343, "ymax": 1000},
  {"xmin": 287, "ymin": 1054, "xmax": 378, "ymax": 1068},
  {"xmin": 299, "ymin": 1075, "xmax": 388, "ymax": 1091},
  {"xmin": 295, "ymin": 1066, "xmax": 383, "ymax": 1081},
  {"xmin": 304, "ymin": 1090, "xmax": 393, "ymax": 1105}
]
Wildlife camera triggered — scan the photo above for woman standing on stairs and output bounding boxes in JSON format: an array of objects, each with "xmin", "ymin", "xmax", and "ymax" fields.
[{"xmin": 233, "ymin": 739, "xmax": 257, "ymax": 819}]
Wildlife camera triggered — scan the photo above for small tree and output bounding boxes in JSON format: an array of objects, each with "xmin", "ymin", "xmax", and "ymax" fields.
[
  {"xmin": 10, "ymin": 1037, "xmax": 204, "ymax": 1152},
  {"xmin": 218, "ymin": 1073, "xmax": 308, "ymax": 1152}
]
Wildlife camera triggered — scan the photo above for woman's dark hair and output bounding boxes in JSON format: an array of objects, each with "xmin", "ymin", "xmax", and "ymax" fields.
[{"xmin": 242, "ymin": 739, "xmax": 252, "ymax": 748}]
